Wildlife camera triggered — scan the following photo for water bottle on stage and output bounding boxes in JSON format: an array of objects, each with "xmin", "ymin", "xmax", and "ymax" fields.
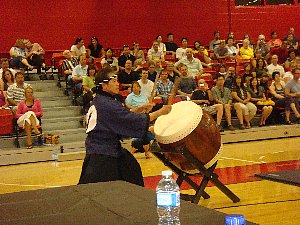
[
  {"xmin": 156, "ymin": 170, "xmax": 180, "ymax": 225},
  {"xmin": 225, "ymin": 214, "xmax": 246, "ymax": 225}
]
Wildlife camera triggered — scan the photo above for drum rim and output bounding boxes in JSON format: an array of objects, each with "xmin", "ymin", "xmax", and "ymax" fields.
[{"xmin": 154, "ymin": 101, "xmax": 203, "ymax": 144}]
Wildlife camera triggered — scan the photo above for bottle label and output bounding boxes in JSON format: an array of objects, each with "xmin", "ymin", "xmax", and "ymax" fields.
[{"xmin": 157, "ymin": 192, "xmax": 180, "ymax": 207}]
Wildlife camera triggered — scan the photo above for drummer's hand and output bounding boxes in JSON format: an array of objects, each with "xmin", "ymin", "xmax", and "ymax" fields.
[
  {"xmin": 159, "ymin": 105, "xmax": 172, "ymax": 116},
  {"xmin": 148, "ymin": 126, "xmax": 154, "ymax": 133}
]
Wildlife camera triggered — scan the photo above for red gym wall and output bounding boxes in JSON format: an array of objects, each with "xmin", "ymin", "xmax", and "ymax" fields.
[{"xmin": 0, "ymin": 0, "xmax": 299, "ymax": 53}]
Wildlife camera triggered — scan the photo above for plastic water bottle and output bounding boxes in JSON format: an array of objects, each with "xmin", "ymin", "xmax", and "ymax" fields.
[
  {"xmin": 225, "ymin": 214, "xmax": 246, "ymax": 225},
  {"xmin": 156, "ymin": 170, "xmax": 180, "ymax": 225}
]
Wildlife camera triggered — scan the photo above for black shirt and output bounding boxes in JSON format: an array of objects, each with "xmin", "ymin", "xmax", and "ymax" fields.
[
  {"xmin": 118, "ymin": 54, "xmax": 136, "ymax": 68},
  {"xmin": 148, "ymin": 71, "xmax": 157, "ymax": 82},
  {"xmin": 88, "ymin": 44, "xmax": 103, "ymax": 58},
  {"xmin": 191, "ymin": 90, "xmax": 210, "ymax": 106},
  {"xmin": 167, "ymin": 72, "xmax": 180, "ymax": 83},
  {"xmin": 164, "ymin": 42, "xmax": 178, "ymax": 52},
  {"xmin": 118, "ymin": 70, "xmax": 139, "ymax": 89}
]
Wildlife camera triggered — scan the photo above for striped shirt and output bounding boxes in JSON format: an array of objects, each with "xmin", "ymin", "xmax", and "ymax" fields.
[
  {"xmin": 62, "ymin": 58, "xmax": 79, "ymax": 71},
  {"xmin": 7, "ymin": 83, "xmax": 31, "ymax": 104},
  {"xmin": 156, "ymin": 79, "xmax": 173, "ymax": 95}
]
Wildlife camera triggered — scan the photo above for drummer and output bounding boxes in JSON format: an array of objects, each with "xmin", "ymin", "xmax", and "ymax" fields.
[
  {"xmin": 191, "ymin": 79, "xmax": 224, "ymax": 132},
  {"xmin": 79, "ymin": 67, "xmax": 171, "ymax": 186}
]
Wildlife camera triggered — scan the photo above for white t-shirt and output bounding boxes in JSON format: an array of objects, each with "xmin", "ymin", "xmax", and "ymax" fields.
[
  {"xmin": 138, "ymin": 79, "xmax": 154, "ymax": 97},
  {"xmin": 176, "ymin": 48, "xmax": 187, "ymax": 60},
  {"xmin": 158, "ymin": 43, "xmax": 166, "ymax": 52},
  {"xmin": 267, "ymin": 64, "xmax": 285, "ymax": 77},
  {"xmin": 70, "ymin": 45, "xmax": 86, "ymax": 57}
]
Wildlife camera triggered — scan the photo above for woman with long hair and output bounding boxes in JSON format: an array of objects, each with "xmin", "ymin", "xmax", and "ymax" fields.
[
  {"xmin": 87, "ymin": 36, "xmax": 104, "ymax": 59},
  {"xmin": 0, "ymin": 69, "xmax": 14, "ymax": 91},
  {"xmin": 101, "ymin": 48, "xmax": 119, "ymax": 72}
]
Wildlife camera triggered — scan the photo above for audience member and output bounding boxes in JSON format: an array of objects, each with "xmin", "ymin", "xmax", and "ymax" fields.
[
  {"xmin": 82, "ymin": 64, "xmax": 96, "ymax": 114},
  {"xmin": 191, "ymin": 79, "xmax": 224, "ymax": 132},
  {"xmin": 286, "ymin": 33, "xmax": 298, "ymax": 49},
  {"xmin": 118, "ymin": 60, "xmax": 139, "ymax": 90},
  {"xmin": 165, "ymin": 33, "xmax": 178, "ymax": 55},
  {"xmin": 254, "ymin": 58, "xmax": 268, "ymax": 79},
  {"xmin": 176, "ymin": 38, "xmax": 188, "ymax": 60},
  {"xmin": 177, "ymin": 64, "xmax": 197, "ymax": 98},
  {"xmin": 239, "ymin": 39, "xmax": 254, "ymax": 59},
  {"xmin": 165, "ymin": 61, "xmax": 179, "ymax": 83},
  {"xmin": 232, "ymin": 75, "xmax": 257, "ymax": 129},
  {"xmin": 269, "ymin": 71, "xmax": 300, "ymax": 124},
  {"xmin": 87, "ymin": 36, "xmax": 104, "ymax": 59},
  {"xmin": 194, "ymin": 43, "xmax": 211, "ymax": 67},
  {"xmin": 0, "ymin": 69, "xmax": 14, "ymax": 91},
  {"xmin": 15, "ymin": 87, "xmax": 42, "ymax": 149},
  {"xmin": 118, "ymin": 45, "xmax": 136, "ymax": 70},
  {"xmin": 285, "ymin": 68, "xmax": 300, "ymax": 123},
  {"xmin": 72, "ymin": 54, "xmax": 88, "ymax": 83},
  {"xmin": 226, "ymin": 37, "xmax": 238, "ymax": 59},
  {"xmin": 266, "ymin": 41, "xmax": 289, "ymax": 65},
  {"xmin": 268, "ymin": 31, "xmax": 282, "ymax": 48},
  {"xmin": 71, "ymin": 37, "xmax": 86, "ymax": 58},
  {"xmin": 0, "ymin": 90, "xmax": 8, "ymax": 109},
  {"xmin": 283, "ymin": 27, "xmax": 299, "ymax": 43},
  {"xmin": 174, "ymin": 48, "xmax": 203, "ymax": 78},
  {"xmin": 0, "ymin": 58, "xmax": 16, "ymax": 79},
  {"xmin": 138, "ymin": 68, "xmax": 154, "ymax": 98},
  {"xmin": 255, "ymin": 34, "xmax": 270, "ymax": 57},
  {"xmin": 156, "ymin": 69, "xmax": 174, "ymax": 97},
  {"xmin": 61, "ymin": 50, "xmax": 79, "ymax": 79},
  {"xmin": 213, "ymin": 40, "xmax": 229, "ymax": 60},
  {"xmin": 147, "ymin": 61, "xmax": 157, "ymax": 82},
  {"xmin": 7, "ymin": 72, "xmax": 31, "ymax": 107},
  {"xmin": 155, "ymin": 35, "xmax": 166, "ymax": 53},
  {"xmin": 211, "ymin": 75, "xmax": 235, "ymax": 130},
  {"xmin": 248, "ymin": 77, "xmax": 273, "ymax": 126},
  {"xmin": 224, "ymin": 66, "xmax": 236, "ymax": 89},
  {"xmin": 147, "ymin": 41, "xmax": 165, "ymax": 62},
  {"xmin": 9, "ymin": 39, "xmax": 33, "ymax": 70},
  {"xmin": 132, "ymin": 42, "xmax": 145, "ymax": 65},
  {"xmin": 101, "ymin": 48, "xmax": 119, "ymax": 72},
  {"xmin": 209, "ymin": 31, "xmax": 221, "ymax": 50},
  {"xmin": 267, "ymin": 54, "xmax": 285, "ymax": 77}
]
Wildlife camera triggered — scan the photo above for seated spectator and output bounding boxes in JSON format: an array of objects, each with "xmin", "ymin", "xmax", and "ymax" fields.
[
  {"xmin": 147, "ymin": 41, "xmax": 165, "ymax": 63},
  {"xmin": 62, "ymin": 50, "xmax": 79, "ymax": 80},
  {"xmin": 147, "ymin": 61, "xmax": 157, "ymax": 82},
  {"xmin": 211, "ymin": 74, "xmax": 235, "ymax": 130},
  {"xmin": 177, "ymin": 64, "xmax": 197, "ymax": 98},
  {"xmin": 71, "ymin": 37, "xmax": 86, "ymax": 58},
  {"xmin": 15, "ymin": 87, "xmax": 43, "ymax": 149},
  {"xmin": 0, "ymin": 69, "xmax": 14, "ymax": 91},
  {"xmin": 268, "ymin": 31, "xmax": 282, "ymax": 48},
  {"xmin": 213, "ymin": 40, "xmax": 229, "ymax": 60},
  {"xmin": 209, "ymin": 31, "xmax": 221, "ymax": 50},
  {"xmin": 254, "ymin": 58, "xmax": 268, "ymax": 79},
  {"xmin": 125, "ymin": 81, "xmax": 151, "ymax": 158},
  {"xmin": 7, "ymin": 72, "xmax": 31, "ymax": 108},
  {"xmin": 156, "ymin": 69, "xmax": 174, "ymax": 97},
  {"xmin": 164, "ymin": 33, "xmax": 178, "ymax": 56},
  {"xmin": 132, "ymin": 42, "xmax": 145, "ymax": 65},
  {"xmin": 267, "ymin": 54, "xmax": 285, "ymax": 77},
  {"xmin": 194, "ymin": 43, "xmax": 211, "ymax": 67},
  {"xmin": 283, "ymin": 27, "xmax": 299, "ymax": 43},
  {"xmin": 138, "ymin": 68, "xmax": 154, "ymax": 98},
  {"xmin": 213, "ymin": 64, "xmax": 227, "ymax": 81},
  {"xmin": 82, "ymin": 64, "xmax": 96, "ymax": 114},
  {"xmin": 239, "ymin": 39, "xmax": 254, "ymax": 59},
  {"xmin": 87, "ymin": 36, "xmax": 104, "ymax": 59},
  {"xmin": 118, "ymin": 45, "xmax": 136, "ymax": 70},
  {"xmin": 248, "ymin": 77, "xmax": 273, "ymax": 126},
  {"xmin": 224, "ymin": 66, "xmax": 236, "ymax": 89},
  {"xmin": 118, "ymin": 60, "xmax": 139, "ymax": 90},
  {"xmin": 0, "ymin": 58, "xmax": 16, "ymax": 79},
  {"xmin": 191, "ymin": 79, "xmax": 224, "ymax": 132},
  {"xmin": 266, "ymin": 41, "xmax": 289, "ymax": 65},
  {"xmin": 243, "ymin": 63, "xmax": 252, "ymax": 80},
  {"xmin": 286, "ymin": 33, "xmax": 298, "ymax": 49},
  {"xmin": 23, "ymin": 39, "xmax": 47, "ymax": 76},
  {"xmin": 226, "ymin": 37, "xmax": 239, "ymax": 59},
  {"xmin": 174, "ymin": 48, "xmax": 203, "ymax": 78},
  {"xmin": 72, "ymin": 55, "xmax": 88, "ymax": 83},
  {"xmin": 283, "ymin": 71, "xmax": 293, "ymax": 84},
  {"xmin": 232, "ymin": 75, "xmax": 257, "ymax": 129},
  {"xmin": 259, "ymin": 73, "xmax": 270, "ymax": 93},
  {"xmin": 176, "ymin": 38, "xmax": 188, "ymax": 60},
  {"xmin": 255, "ymin": 34, "xmax": 270, "ymax": 58},
  {"xmin": 101, "ymin": 48, "xmax": 119, "ymax": 72},
  {"xmin": 9, "ymin": 39, "xmax": 33, "ymax": 70},
  {"xmin": 243, "ymin": 34, "xmax": 254, "ymax": 49},
  {"xmin": 228, "ymin": 31, "xmax": 235, "ymax": 40},
  {"xmin": 165, "ymin": 61, "xmax": 179, "ymax": 83},
  {"xmin": 269, "ymin": 71, "xmax": 300, "ymax": 124},
  {"xmin": 155, "ymin": 35, "xmax": 166, "ymax": 53},
  {"xmin": 285, "ymin": 68, "xmax": 300, "ymax": 123},
  {"xmin": 285, "ymin": 53, "xmax": 299, "ymax": 71},
  {"xmin": 0, "ymin": 90, "xmax": 8, "ymax": 109}
]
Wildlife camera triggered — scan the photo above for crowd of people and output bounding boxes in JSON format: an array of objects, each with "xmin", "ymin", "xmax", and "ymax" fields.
[{"xmin": 1, "ymin": 27, "xmax": 300, "ymax": 149}]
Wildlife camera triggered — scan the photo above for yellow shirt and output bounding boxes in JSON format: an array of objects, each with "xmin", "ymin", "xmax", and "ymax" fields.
[{"xmin": 239, "ymin": 47, "xmax": 254, "ymax": 59}]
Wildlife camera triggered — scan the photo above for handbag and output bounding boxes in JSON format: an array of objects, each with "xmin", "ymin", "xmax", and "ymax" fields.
[{"xmin": 257, "ymin": 99, "xmax": 275, "ymax": 106}]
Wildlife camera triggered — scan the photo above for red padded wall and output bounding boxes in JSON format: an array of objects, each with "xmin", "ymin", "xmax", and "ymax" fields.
[{"xmin": 0, "ymin": 0, "xmax": 299, "ymax": 53}]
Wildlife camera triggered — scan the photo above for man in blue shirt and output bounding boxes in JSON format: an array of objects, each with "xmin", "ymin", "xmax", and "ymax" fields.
[{"xmin": 79, "ymin": 67, "xmax": 171, "ymax": 186}]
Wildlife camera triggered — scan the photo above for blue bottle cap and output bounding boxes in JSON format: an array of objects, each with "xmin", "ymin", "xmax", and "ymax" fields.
[{"xmin": 225, "ymin": 214, "xmax": 246, "ymax": 225}]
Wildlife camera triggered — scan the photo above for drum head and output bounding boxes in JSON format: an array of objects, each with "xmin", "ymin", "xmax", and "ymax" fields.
[{"xmin": 154, "ymin": 101, "xmax": 202, "ymax": 144}]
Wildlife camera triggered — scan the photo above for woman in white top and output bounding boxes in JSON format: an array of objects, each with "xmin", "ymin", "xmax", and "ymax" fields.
[
  {"xmin": 226, "ymin": 37, "xmax": 239, "ymax": 59},
  {"xmin": 70, "ymin": 37, "xmax": 86, "ymax": 58},
  {"xmin": 155, "ymin": 35, "xmax": 166, "ymax": 53},
  {"xmin": 101, "ymin": 48, "xmax": 119, "ymax": 72}
]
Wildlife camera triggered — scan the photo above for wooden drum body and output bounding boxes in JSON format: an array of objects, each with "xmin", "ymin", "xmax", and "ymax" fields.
[{"xmin": 154, "ymin": 101, "xmax": 223, "ymax": 170}]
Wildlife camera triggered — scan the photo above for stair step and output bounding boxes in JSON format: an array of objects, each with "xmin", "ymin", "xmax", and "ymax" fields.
[
  {"xmin": 42, "ymin": 106, "xmax": 82, "ymax": 119},
  {"xmin": 34, "ymin": 90, "xmax": 65, "ymax": 98},
  {"xmin": 42, "ymin": 119, "xmax": 82, "ymax": 131},
  {"xmin": 41, "ymin": 99, "xmax": 72, "ymax": 108}
]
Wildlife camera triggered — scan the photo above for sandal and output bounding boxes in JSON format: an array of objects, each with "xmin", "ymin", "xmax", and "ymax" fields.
[{"xmin": 27, "ymin": 145, "xmax": 33, "ymax": 149}]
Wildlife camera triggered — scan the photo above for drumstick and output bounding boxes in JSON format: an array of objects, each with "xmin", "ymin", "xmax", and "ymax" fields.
[
  {"xmin": 167, "ymin": 77, "xmax": 181, "ymax": 105},
  {"xmin": 148, "ymin": 71, "xmax": 161, "ymax": 103}
]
